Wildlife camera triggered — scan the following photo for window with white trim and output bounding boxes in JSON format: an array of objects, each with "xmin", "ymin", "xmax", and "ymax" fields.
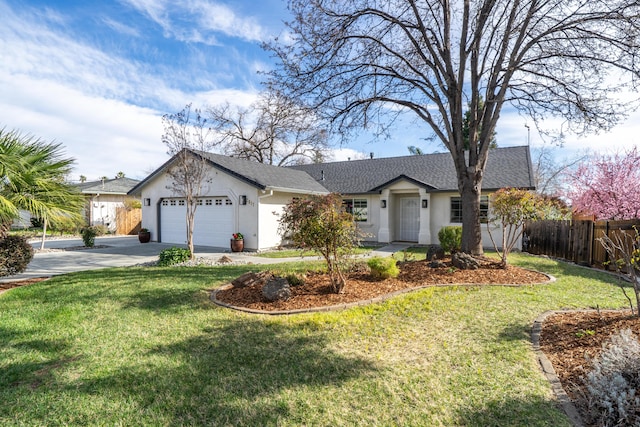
[
  {"xmin": 450, "ymin": 196, "xmax": 489, "ymax": 223},
  {"xmin": 343, "ymin": 198, "xmax": 368, "ymax": 222}
]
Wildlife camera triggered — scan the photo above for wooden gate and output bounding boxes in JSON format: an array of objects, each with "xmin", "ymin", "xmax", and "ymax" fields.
[{"xmin": 115, "ymin": 207, "xmax": 142, "ymax": 235}]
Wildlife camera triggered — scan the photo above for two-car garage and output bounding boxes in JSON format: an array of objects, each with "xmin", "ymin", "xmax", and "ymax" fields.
[{"xmin": 159, "ymin": 197, "xmax": 234, "ymax": 247}]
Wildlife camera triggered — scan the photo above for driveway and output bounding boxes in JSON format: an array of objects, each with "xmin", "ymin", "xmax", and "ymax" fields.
[
  {"xmin": 1, "ymin": 235, "xmax": 284, "ymax": 283},
  {"xmin": 2, "ymin": 236, "xmax": 407, "ymax": 283}
]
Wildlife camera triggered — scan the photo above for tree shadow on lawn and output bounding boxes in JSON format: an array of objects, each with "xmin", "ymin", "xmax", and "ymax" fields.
[
  {"xmin": 63, "ymin": 318, "xmax": 378, "ymax": 425},
  {"xmin": 0, "ymin": 325, "xmax": 74, "ymax": 389},
  {"xmin": 455, "ymin": 395, "xmax": 572, "ymax": 427}
]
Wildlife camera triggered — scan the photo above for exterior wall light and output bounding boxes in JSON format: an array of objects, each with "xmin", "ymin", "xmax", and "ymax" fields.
[
  {"xmin": 381, "ymin": 200, "xmax": 387, "ymax": 208},
  {"xmin": 422, "ymin": 199, "xmax": 428, "ymax": 208}
]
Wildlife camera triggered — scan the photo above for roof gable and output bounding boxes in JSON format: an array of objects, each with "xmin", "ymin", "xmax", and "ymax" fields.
[{"xmin": 129, "ymin": 149, "xmax": 329, "ymax": 196}]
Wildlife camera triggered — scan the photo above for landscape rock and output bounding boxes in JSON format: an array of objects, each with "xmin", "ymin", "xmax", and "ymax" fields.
[
  {"xmin": 429, "ymin": 260, "xmax": 447, "ymax": 269},
  {"xmin": 232, "ymin": 271, "xmax": 271, "ymax": 288},
  {"xmin": 451, "ymin": 252, "xmax": 480, "ymax": 270},
  {"xmin": 262, "ymin": 277, "xmax": 291, "ymax": 302},
  {"xmin": 427, "ymin": 245, "xmax": 445, "ymax": 261}
]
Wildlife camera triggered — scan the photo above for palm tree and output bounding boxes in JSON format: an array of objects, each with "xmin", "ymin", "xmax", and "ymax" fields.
[{"xmin": 0, "ymin": 128, "xmax": 85, "ymax": 246}]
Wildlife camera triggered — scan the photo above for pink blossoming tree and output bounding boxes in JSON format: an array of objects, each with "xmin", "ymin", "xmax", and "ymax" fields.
[{"xmin": 565, "ymin": 147, "xmax": 640, "ymax": 220}]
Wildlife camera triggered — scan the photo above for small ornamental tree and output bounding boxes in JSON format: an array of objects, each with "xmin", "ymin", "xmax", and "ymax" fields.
[
  {"xmin": 278, "ymin": 193, "xmax": 360, "ymax": 293},
  {"xmin": 488, "ymin": 188, "xmax": 546, "ymax": 267}
]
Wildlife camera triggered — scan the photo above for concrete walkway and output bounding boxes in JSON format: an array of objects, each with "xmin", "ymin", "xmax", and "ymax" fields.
[{"xmin": 1, "ymin": 236, "xmax": 411, "ymax": 283}]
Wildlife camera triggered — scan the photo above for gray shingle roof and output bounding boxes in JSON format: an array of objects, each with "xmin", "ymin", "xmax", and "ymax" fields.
[
  {"xmin": 75, "ymin": 177, "xmax": 140, "ymax": 195},
  {"xmin": 130, "ymin": 146, "xmax": 534, "ymax": 196},
  {"xmin": 196, "ymin": 151, "xmax": 329, "ymax": 194},
  {"xmin": 129, "ymin": 149, "xmax": 329, "ymax": 196},
  {"xmin": 289, "ymin": 146, "xmax": 535, "ymax": 194}
]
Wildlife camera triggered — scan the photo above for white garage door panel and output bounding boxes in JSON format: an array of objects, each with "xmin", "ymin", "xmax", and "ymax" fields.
[{"xmin": 160, "ymin": 198, "xmax": 234, "ymax": 247}]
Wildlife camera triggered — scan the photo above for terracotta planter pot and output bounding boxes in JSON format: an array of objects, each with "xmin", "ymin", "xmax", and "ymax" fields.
[
  {"xmin": 138, "ymin": 231, "xmax": 151, "ymax": 243},
  {"xmin": 230, "ymin": 239, "xmax": 244, "ymax": 252}
]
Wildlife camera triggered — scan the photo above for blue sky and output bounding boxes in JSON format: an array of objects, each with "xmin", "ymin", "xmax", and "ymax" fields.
[{"xmin": 1, "ymin": 0, "xmax": 639, "ymax": 181}]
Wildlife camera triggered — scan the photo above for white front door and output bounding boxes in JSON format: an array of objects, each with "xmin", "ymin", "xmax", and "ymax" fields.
[{"xmin": 398, "ymin": 197, "xmax": 420, "ymax": 241}]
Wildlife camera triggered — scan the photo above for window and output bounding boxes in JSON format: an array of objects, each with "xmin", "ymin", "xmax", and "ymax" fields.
[
  {"xmin": 162, "ymin": 200, "xmax": 168, "ymax": 206},
  {"xmin": 450, "ymin": 196, "xmax": 489, "ymax": 223},
  {"xmin": 215, "ymin": 199, "xmax": 222, "ymax": 206},
  {"xmin": 178, "ymin": 200, "xmax": 185, "ymax": 206},
  {"xmin": 205, "ymin": 199, "xmax": 212, "ymax": 206},
  {"xmin": 197, "ymin": 199, "xmax": 203, "ymax": 206},
  {"xmin": 225, "ymin": 199, "xmax": 233, "ymax": 205},
  {"xmin": 343, "ymin": 198, "xmax": 368, "ymax": 222},
  {"xmin": 170, "ymin": 199, "xmax": 176, "ymax": 206}
]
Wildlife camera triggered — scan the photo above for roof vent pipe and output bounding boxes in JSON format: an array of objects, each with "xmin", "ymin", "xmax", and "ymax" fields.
[
  {"xmin": 321, "ymin": 170, "xmax": 325, "ymax": 181},
  {"xmin": 370, "ymin": 152, "xmax": 374, "ymax": 159}
]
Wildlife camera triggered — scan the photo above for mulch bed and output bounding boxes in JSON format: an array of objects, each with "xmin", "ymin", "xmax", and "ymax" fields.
[
  {"xmin": 539, "ymin": 310, "xmax": 640, "ymax": 425},
  {"xmin": 215, "ymin": 257, "xmax": 550, "ymax": 312},
  {"xmin": 0, "ymin": 277, "xmax": 49, "ymax": 294}
]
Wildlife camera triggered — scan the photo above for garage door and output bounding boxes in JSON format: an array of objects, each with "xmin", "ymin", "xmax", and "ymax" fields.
[{"xmin": 160, "ymin": 197, "xmax": 234, "ymax": 247}]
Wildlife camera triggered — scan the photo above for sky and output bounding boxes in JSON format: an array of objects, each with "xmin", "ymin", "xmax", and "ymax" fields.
[{"xmin": 1, "ymin": 0, "xmax": 639, "ymax": 182}]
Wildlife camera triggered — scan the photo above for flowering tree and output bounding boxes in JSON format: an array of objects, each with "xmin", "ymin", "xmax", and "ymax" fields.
[{"xmin": 564, "ymin": 147, "xmax": 640, "ymax": 220}]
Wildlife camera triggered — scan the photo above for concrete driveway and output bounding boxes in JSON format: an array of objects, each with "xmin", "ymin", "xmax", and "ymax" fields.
[
  {"xmin": 1, "ymin": 235, "xmax": 282, "ymax": 282},
  {"xmin": 2, "ymin": 236, "xmax": 406, "ymax": 283}
]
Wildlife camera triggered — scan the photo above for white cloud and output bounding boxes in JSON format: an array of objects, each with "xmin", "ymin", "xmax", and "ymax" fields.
[{"xmin": 121, "ymin": 0, "xmax": 265, "ymax": 44}]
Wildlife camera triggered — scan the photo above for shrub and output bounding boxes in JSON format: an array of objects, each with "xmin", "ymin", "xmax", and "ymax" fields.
[
  {"xmin": 285, "ymin": 273, "xmax": 306, "ymax": 287},
  {"xmin": 158, "ymin": 247, "xmax": 191, "ymax": 266},
  {"xmin": 582, "ymin": 329, "xmax": 640, "ymax": 427},
  {"xmin": 81, "ymin": 226, "xmax": 99, "ymax": 247},
  {"xmin": 367, "ymin": 256, "xmax": 399, "ymax": 280},
  {"xmin": 438, "ymin": 226, "xmax": 462, "ymax": 254},
  {"xmin": 0, "ymin": 235, "xmax": 34, "ymax": 277}
]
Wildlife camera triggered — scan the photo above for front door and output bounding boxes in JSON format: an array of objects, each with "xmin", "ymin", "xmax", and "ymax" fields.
[{"xmin": 398, "ymin": 197, "xmax": 420, "ymax": 241}]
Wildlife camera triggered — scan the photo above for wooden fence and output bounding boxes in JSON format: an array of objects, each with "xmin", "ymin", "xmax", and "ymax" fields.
[
  {"xmin": 524, "ymin": 219, "xmax": 640, "ymax": 270},
  {"xmin": 115, "ymin": 207, "xmax": 142, "ymax": 235}
]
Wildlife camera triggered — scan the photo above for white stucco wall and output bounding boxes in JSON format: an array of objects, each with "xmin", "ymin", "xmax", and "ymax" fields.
[
  {"xmin": 139, "ymin": 167, "xmax": 261, "ymax": 249},
  {"xmin": 87, "ymin": 194, "xmax": 127, "ymax": 232}
]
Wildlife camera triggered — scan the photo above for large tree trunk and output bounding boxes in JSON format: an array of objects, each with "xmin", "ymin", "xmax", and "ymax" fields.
[{"xmin": 459, "ymin": 172, "xmax": 484, "ymax": 256}]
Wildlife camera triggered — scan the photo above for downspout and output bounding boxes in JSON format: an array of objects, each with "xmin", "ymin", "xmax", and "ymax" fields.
[{"xmin": 156, "ymin": 198, "xmax": 163, "ymax": 242}]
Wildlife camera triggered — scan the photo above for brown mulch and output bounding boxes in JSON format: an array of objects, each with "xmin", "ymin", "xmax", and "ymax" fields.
[
  {"xmin": 215, "ymin": 256, "xmax": 550, "ymax": 312},
  {"xmin": 0, "ymin": 277, "xmax": 49, "ymax": 294},
  {"xmin": 540, "ymin": 310, "xmax": 640, "ymax": 424}
]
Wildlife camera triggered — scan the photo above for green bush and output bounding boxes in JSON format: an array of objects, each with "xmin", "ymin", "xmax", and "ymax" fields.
[
  {"xmin": 0, "ymin": 235, "xmax": 34, "ymax": 277},
  {"xmin": 158, "ymin": 247, "xmax": 191, "ymax": 266},
  {"xmin": 285, "ymin": 273, "xmax": 306, "ymax": 287},
  {"xmin": 81, "ymin": 226, "xmax": 99, "ymax": 247},
  {"xmin": 438, "ymin": 226, "xmax": 462, "ymax": 254},
  {"xmin": 367, "ymin": 256, "xmax": 399, "ymax": 280}
]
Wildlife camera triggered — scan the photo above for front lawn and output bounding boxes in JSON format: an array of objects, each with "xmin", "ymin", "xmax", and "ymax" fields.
[{"xmin": 0, "ymin": 254, "xmax": 628, "ymax": 425}]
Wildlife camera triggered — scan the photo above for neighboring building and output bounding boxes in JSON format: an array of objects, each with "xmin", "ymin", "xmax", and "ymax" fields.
[
  {"xmin": 129, "ymin": 146, "xmax": 535, "ymax": 251},
  {"xmin": 76, "ymin": 177, "xmax": 141, "ymax": 232}
]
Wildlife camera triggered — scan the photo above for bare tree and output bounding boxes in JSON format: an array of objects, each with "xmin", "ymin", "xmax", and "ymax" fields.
[
  {"xmin": 207, "ymin": 91, "xmax": 329, "ymax": 166},
  {"xmin": 531, "ymin": 144, "xmax": 587, "ymax": 196},
  {"xmin": 267, "ymin": 0, "xmax": 640, "ymax": 255},
  {"xmin": 162, "ymin": 104, "xmax": 216, "ymax": 258}
]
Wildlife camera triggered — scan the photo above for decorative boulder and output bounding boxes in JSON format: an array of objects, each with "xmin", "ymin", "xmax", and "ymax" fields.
[
  {"xmin": 262, "ymin": 277, "xmax": 292, "ymax": 302},
  {"xmin": 427, "ymin": 245, "xmax": 445, "ymax": 261},
  {"xmin": 429, "ymin": 260, "xmax": 447, "ymax": 269},
  {"xmin": 232, "ymin": 271, "xmax": 271, "ymax": 288},
  {"xmin": 451, "ymin": 252, "xmax": 480, "ymax": 270}
]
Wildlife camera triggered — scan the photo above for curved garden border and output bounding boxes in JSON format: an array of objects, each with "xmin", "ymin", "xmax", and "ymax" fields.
[{"xmin": 210, "ymin": 270, "xmax": 556, "ymax": 315}]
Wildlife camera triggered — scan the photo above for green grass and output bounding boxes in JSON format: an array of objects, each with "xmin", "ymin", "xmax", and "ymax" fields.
[
  {"xmin": 0, "ymin": 254, "xmax": 630, "ymax": 426},
  {"xmin": 255, "ymin": 244, "xmax": 381, "ymax": 258}
]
